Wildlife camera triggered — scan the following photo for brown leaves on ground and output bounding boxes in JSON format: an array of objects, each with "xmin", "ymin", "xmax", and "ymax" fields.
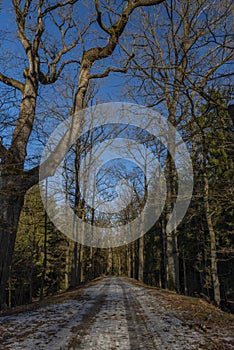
[
  {"xmin": 0, "ymin": 276, "xmax": 105, "ymax": 318},
  {"xmin": 124, "ymin": 277, "xmax": 234, "ymax": 350}
]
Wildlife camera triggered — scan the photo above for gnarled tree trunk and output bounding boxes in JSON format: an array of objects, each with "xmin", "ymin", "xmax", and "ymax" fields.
[
  {"xmin": 0, "ymin": 71, "xmax": 38, "ymax": 308},
  {"xmin": 0, "ymin": 187, "xmax": 25, "ymax": 308}
]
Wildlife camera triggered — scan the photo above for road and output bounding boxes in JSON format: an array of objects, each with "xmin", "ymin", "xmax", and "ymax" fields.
[{"xmin": 0, "ymin": 277, "xmax": 217, "ymax": 349}]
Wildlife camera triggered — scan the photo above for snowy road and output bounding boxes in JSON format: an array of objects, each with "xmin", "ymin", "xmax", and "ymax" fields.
[{"xmin": 0, "ymin": 277, "xmax": 222, "ymax": 349}]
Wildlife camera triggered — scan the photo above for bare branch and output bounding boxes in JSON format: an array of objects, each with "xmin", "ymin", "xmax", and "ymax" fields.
[
  {"xmin": 12, "ymin": 0, "xmax": 32, "ymax": 54},
  {"xmin": 23, "ymin": 0, "xmax": 33, "ymax": 17},
  {"xmin": 89, "ymin": 66, "xmax": 127, "ymax": 80},
  {"xmin": 41, "ymin": 0, "xmax": 79, "ymax": 17},
  {"xmin": 185, "ymin": 53, "xmax": 234, "ymax": 93},
  {"xmin": 39, "ymin": 59, "xmax": 80, "ymax": 84},
  {"xmin": 0, "ymin": 73, "xmax": 24, "ymax": 92},
  {"xmin": 82, "ymin": 0, "xmax": 165, "ymax": 66},
  {"xmin": 89, "ymin": 53, "xmax": 134, "ymax": 79},
  {"xmin": 94, "ymin": 0, "xmax": 111, "ymax": 35},
  {"xmin": 133, "ymin": 0, "xmax": 165, "ymax": 8},
  {"xmin": 39, "ymin": 7, "xmax": 81, "ymax": 84},
  {"xmin": 39, "ymin": 38, "xmax": 80, "ymax": 84},
  {"xmin": 33, "ymin": 0, "xmax": 45, "ymax": 52}
]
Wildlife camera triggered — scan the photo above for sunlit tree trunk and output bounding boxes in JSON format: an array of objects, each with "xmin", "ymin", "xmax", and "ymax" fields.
[
  {"xmin": 138, "ymin": 235, "xmax": 144, "ymax": 282},
  {"xmin": 107, "ymin": 248, "xmax": 113, "ymax": 275},
  {"xmin": 165, "ymin": 130, "xmax": 180, "ymax": 292},
  {"xmin": 202, "ymin": 150, "xmax": 220, "ymax": 305},
  {"xmin": 65, "ymin": 242, "xmax": 70, "ymax": 289}
]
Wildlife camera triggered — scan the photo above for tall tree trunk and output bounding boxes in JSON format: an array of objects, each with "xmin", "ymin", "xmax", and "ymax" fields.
[
  {"xmin": 70, "ymin": 242, "xmax": 78, "ymax": 287},
  {"xmin": 138, "ymin": 235, "xmax": 144, "ymax": 282},
  {"xmin": 65, "ymin": 241, "xmax": 70, "ymax": 289},
  {"xmin": 166, "ymin": 227, "xmax": 180, "ymax": 291},
  {"xmin": 77, "ymin": 243, "xmax": 84, "ymax": 283},
  {"xmin": 182, "ymin": 250, "xmax": 188, "ymax": 295},
  {"xmin": 165, "ymin": 149, "xmax": 180, "ymax": 292},
  {"xmin": 0, "ymin": 191, "xmax": 25, "ymax": 308},
  {"xmin": 131, "ymin": 241, "xmax": 135, "ymax": 278},
  {"xmin": 203, "ymin": 171, "xmax": 220, "ymax": 305},
  {"xmin": 126, "ymin": 245, "xmax": 131, "ymax": 277},
  {"xmin": 8, "ymin": 272, "xmax": 12, "ymax": 309},
  {"xmin": 118, "ymin": 252, "xmax": 121, "ymax": 276},
  {"xmin": 0, "ymin": 72, "xmax": 38, "ymax": 308},
  {"xmin": 201, "ymin": 135, "xmax": 220, "ymax": 305},
  {"xmin": 160, "ymin": 217, "xmax": 167, "ymax": 288},
  {"xmin": 94, "ymin": 248, "xmax": 101, "ymax": 277},
  {"xmin": 107, "ymin": 248, "xmax": 113, "ymax": 275},
  {"xmin": 40, "ymin": 179, "xmax": 48, "ymax": 300}
]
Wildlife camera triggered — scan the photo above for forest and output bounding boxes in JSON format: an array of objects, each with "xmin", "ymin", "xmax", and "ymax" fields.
[{"xmin": 0, "ymin": 0, "xmax": 233, "ymax": 313}]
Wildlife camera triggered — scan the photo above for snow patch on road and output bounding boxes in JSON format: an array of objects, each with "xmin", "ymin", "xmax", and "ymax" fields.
[
  {"xmin": 0, "ymin": 278, "xmax": 233, "ymax": 350},
  {"xmin": 0, "ymin": 283, "xmax": 104, "ymax": 349}
]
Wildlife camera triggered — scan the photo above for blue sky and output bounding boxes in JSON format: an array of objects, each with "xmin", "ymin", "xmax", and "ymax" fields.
[
  {"xmin": 0, "ymin": 0, "xmax": 132, "ymax": 168},
  {"xmin": 0, "ymin": 0, "xmax": 233, "ymax": 171}
]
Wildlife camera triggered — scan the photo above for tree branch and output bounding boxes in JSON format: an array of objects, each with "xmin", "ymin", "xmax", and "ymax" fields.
[
  {"xmin": 89, "ymin": 66, "xmax": 128, "ymax": 79},
  {"xmin": 82, "ymin": 0, "xmax": 165, "ymax": 66},
  {"xmin": 43, "ymin": 0, "xmax": 165, "ymax": 176},
  {"xmin": 12, "ymin": 0, "xmax": 32, "ymax": 54},
  {"xmin": 133, "ymin": 0, "xmax": 165, "ymax": 8},
  {"xmin": 39, "ymin": 59, "xmax": 80, "ymax": 84},
  {"xmin": 89, "ymin": 53, "xmax": 134, "ymax": 79},
  {"xmin": 33, "ymin": 0, "xmax": 45, "ymax": 52},
  {"xmin": 23, "ymin": 0, "xmax": 33, "ymax": 17},
  {"xmin": 41, "ymin": 0, "xmax": 79, "ymax": 17},
  {"xmin": 94, "ymin": 0, "xmax": 111, "ymax": 35},
  {"xmin": 0, "ymin": 73, "xmax": 24, "ymax": 92},
  {"xmin": 39, "ymin": 8, "xmax": 80, "ymax": 84}
]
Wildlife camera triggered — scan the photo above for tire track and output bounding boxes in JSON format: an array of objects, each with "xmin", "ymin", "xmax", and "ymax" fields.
[
  {"xmin": 65, "ymin": 280, "xmax": 110, "ymax": 350},
  {"xmin": 47, "ymin": 280, "xmax": 110, "ymax": 350},
  {"xmin": 1, "ymin": 277, "xmax": 211, "ymax": 349},
  {"xmin": 121, "ymin": 281, "xmax": 165, "ymax": 350},
  {"xmin": 66, "ymin": 278, "xmax": 131, "ymax": 350}
]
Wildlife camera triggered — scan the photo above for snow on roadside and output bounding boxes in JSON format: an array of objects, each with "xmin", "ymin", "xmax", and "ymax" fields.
[
  {"xmin": 121, "ymin": 280, "xmax": 207, "ymax": 349},
  {"xmin": 0, "ymin": 283, "xmax": 104, "ymax": 349},
  {"xmin": 0, "ymin": 278, "xmax": 233, "ymax": 350}
]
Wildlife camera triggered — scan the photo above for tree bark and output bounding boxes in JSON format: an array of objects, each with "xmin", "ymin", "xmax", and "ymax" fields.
[
  {"xmin": 107, "ymin": 248, "xmax": 113, "ymax": 275},
  {"xmin": 133, "ymin": 241, "xmax": 137, "ymax": 279},
  {"xmin": 138, "ymin": 235, "xmax": 144, "ymax": 282},
  {"xmin": 40, "ymin": 179, "xmax": 48, "ymax": 300},
  {"xmin": 203, "ymin": 170, "xmax": 220, "ymax": 305},
  {"xmin": 165, "ymin": 151, "xmax": 180, "ymax": 292},
  {"xmin": 0, "ymin": 191, "xmax": 25, "ymax": 308},
  {"xmin": 77, "ymin": 243, "xmax": 84, "ymax": 283},
  {"xmin": 0, "ymin": 69, "xmax": 38, "ymax": 307},
  {"xmin": 70, "ymin": 242, "xmax": 78, "ymax": 287},
  {"xmin": 182, "ymin": 250, "xmax": 188, "ymax": 295},
  {"xmin": 65, "ymin": 241, "xmax": 70, "ymax": 289}
]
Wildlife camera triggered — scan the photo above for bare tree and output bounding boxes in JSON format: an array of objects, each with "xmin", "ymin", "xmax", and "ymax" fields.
[
  {"xmin": 124, "ymin": 0, "xmax": 233, "ymax": 297},
  {"xmin": 0, "ymin": 0, "xmax": 165, "ymax": 308}
]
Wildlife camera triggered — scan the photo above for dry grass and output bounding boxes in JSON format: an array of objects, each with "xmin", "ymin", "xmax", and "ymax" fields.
[
  {"xmin": 124, "ymin": 277, "xmax": 234, "ymax": 350},
  {"xmin": 0, "ymin": 276, "xmax": 106, "ymax": 318},
  {"xmin": 1, "ymin": 276, "xmax": 233, "ymax": 350}
]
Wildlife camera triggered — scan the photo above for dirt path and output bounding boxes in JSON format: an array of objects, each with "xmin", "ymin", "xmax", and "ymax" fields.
[
  {"xmin": 65, "ymin": 278, "xmax": 207, "ymax": 350},
  {"xmin": 0, "ymin": 277, "xmax": 230, "ymax": 349}
]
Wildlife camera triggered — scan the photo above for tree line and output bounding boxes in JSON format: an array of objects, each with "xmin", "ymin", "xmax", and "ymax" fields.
[{"xmin": 0, "ymin": 0, "xmax": 233, "ymax": 310}]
